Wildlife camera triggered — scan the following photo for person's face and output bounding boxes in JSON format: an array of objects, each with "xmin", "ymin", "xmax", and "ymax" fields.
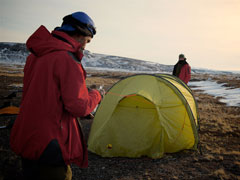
[
  {"xmin": 73, "ymin": 35, "xmax": 92, "ymax": 50},
  {"xmin": 179, "ymin": 57, "xmax": 185, "ymax": 61}
]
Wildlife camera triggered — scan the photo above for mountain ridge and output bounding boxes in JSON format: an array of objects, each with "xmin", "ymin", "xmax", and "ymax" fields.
[{"xmin": 0, "ymin": 42, "xmax": 237, "ymax": 75}]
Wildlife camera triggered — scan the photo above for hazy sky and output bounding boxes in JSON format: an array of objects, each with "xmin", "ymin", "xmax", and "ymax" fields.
[{"xmin": 1, "ymin": 0, "xmax": 240, "ymax": 71}]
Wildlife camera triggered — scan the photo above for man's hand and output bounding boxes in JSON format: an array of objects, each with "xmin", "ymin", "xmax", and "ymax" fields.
[
  {"xmin": 89, "ymin": 84, "xmax": 105, "ymax": 97},
  {"xmin": 98, "ymin": 85, "xmax": 105, "ymax": 97}
]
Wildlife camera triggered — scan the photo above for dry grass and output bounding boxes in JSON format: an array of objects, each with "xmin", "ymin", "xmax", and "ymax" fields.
[{"xmin": 0, "ymin": 64, "xmax": 239, "ymax": 180}]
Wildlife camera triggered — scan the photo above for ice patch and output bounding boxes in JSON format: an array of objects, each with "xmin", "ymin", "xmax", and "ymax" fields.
[
  {"xmin": 189, "ymin": 81, "xmax": 240, "ymax": 107},
  {"xmin": 9, "ymin": 83, "xmax": 23, "ymax": 88}
]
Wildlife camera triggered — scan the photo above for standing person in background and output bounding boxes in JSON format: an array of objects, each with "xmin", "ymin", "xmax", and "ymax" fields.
[
  {"xmin": 10, "ymin": 12, "xmax": 102, "ymax": 180},
  {"xmin": 172, "ymin": 54, "xmax": 191, "ymax": 84}
]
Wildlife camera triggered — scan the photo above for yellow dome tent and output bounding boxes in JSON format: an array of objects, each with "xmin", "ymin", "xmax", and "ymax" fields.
[{"xmin": 88, "ymin": 74, "xmax": 199, "ymax": 158}]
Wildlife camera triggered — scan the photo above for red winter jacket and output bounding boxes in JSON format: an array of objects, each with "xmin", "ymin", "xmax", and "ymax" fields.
[
  {"xmin": 10, "ymin": 26, "xmax": 101, "ymax": 168},
  {"xmin": 178, "ymin": 64, "xmax": 191, "ymax": 84},
  {"xmin": 173, "ymin": 60, "xmax": 191, "ymax": 84}
]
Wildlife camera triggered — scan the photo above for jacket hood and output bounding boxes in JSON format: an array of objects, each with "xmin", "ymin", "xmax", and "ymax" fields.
[{"xmin": 26, "ymin": 25, "xmax": 83, "ymax": 59}]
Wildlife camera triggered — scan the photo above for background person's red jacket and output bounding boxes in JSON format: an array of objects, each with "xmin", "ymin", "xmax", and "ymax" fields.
[
  {"xmin": 178, "ymin": 64, "xmax": 191, "ymax": 84},
  {"xmin": 10, "ymin": 26, "xmax": 101, "ymax": 168},
  {"xmin": 173, "ymin": 60, "xmax": 191, "ymax": 84}
]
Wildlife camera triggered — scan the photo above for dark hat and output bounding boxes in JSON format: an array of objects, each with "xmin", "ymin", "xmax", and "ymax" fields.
[{"xmin": 179, "ymin": 54, "xmax": 185, "ymax": 59}]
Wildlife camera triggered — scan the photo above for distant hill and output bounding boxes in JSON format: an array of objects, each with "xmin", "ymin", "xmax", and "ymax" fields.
[{"xmin": 0, "ymin": 42, "xmax": 235, "ymax": 75}]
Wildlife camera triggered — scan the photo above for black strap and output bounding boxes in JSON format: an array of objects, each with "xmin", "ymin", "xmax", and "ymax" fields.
[
  {"xmin": 52, "ymin": 34, "xmax": 81, "ymax": 63},
  {"xmin": 52, "ymin": 34, "xmax": 74, "ymax": 48},
  {"xmin": 67, "ymin": 51, "xmax": 81, "ymax": 63}
]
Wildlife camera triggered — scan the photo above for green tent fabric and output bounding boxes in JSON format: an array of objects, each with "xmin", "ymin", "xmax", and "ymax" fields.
[{"xmin": 88, "ymin": 74, "xmax": 199, "ymax": 158}]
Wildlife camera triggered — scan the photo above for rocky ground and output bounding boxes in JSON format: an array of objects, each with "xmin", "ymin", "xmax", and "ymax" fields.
[{"xmin": 0, "ymin": 64, "xmax": 239, "ymax": 180}]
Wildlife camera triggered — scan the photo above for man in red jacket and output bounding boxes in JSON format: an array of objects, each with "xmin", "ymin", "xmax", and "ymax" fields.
[
  {"xmin": 172, "ymin": 54, "xmax": 191, "ymax": 84},
  {"xmin": 10, "ymin": 12, "xmax": 101, "ymax": 180}
]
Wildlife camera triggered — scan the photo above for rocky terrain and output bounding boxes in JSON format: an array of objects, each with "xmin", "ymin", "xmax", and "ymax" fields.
[{"xmin": 0, "ymin": 64, "xmax": 239, "ymax": 180}]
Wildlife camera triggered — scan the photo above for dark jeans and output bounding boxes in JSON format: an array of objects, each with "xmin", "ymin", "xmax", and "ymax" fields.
[{"xmin": 22, "ymin": 139, "xmax": 72, "ymax": 180}]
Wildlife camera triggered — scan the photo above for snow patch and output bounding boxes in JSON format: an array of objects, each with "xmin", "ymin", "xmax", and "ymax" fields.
[{"xmin": 189, "ymin": 81, "xmax": 240, "ymax": 107}]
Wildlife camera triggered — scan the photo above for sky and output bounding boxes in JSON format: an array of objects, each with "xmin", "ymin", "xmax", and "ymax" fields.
[{"xmin": 0, "ymin": 0, "xmax": 240, "ymax": 71}]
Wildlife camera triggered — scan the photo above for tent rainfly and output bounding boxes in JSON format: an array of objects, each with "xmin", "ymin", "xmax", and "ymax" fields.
[{"xmin": 88, "ymin": 74, "xmax": 199, "ymax": 158}]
